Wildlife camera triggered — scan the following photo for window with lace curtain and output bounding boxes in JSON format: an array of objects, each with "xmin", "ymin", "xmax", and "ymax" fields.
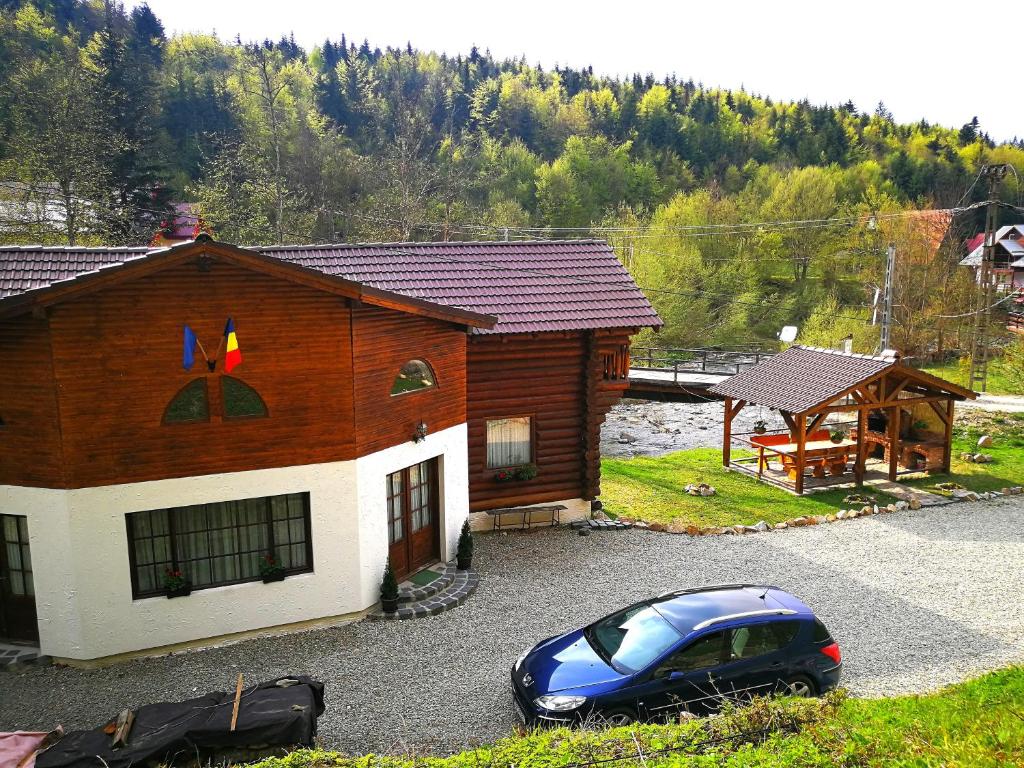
[
  {"xmin": 486, "ymin": 416, "xmax": 532, "ymax": 468},
  {"xmin": 125, "ymin": 493, "xmax": 312, "ymax": 598}
]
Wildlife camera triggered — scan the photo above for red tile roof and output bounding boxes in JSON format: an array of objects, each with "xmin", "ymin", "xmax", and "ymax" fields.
[{"xmin": 0, "ymin": 240, "xmax": 661, "ymax": 335}]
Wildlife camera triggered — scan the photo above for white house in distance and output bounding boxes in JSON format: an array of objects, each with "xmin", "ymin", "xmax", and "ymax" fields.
[
  {"xmin": 959, "ymin": 223, "xmax": 1024, "ymax": 292},
  {"xmin": 0, "ymin": 237, "xmax": 659, "ymax": 664}
]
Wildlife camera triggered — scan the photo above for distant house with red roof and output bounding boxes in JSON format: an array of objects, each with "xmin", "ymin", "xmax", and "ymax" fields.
[
  {"xmin": 0, "ymin": 236, "xmax": 660, "ymax": 662},
  {"xmin": 959, "ymin": 223, "xmax": 1024, "ymax": 292}
]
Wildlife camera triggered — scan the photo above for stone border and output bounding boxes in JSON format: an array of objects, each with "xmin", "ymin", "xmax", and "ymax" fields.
[{"xmin": 615, "ymin": 485, "xmax": 1024, "ymax": 537}]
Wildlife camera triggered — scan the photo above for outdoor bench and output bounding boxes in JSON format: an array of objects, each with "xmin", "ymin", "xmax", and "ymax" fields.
[{"xmin": 485, "ymin": 504, "xmax": 567, "ymax": 530}]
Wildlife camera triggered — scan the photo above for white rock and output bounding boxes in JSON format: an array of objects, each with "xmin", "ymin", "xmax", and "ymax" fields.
[
  {"xmin": 977, "ymin": 435, "xmax": 993, "ymax": 448},
  {"xmin": 752, "ymin": 520, "xmax": 770, "ymax": 532}
]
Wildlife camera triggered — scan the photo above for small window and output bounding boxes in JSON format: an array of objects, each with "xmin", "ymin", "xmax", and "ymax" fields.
[
  {"xmin": 728, "ymin": 622, "xmax": 798, "ymax": 661},
  {"xmin": 222, "ymin": 376, "xmax": 268, "ymax": 419},
  {"xmin": 813, "ymin": 618, "xmax": 833, "ymax": 643},
  {"xmin": 657, "ymin": 631, "xmax": 726, "ymax": 676},
  {"xmin": 391, "ymin": 359, "xmax": 436, "ymax": 395},
  {"xmin": 486, "ymin": 416, "xmax": 532, "ymax": 468},
  {"xmin": 163, "ymin": 378, "xmax": 209, "ymax": 424}
]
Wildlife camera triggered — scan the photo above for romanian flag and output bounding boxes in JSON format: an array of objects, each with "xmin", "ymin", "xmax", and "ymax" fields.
[{"xmin": 223, "ymin": 317, "xmax": 242, "ymax": 373}]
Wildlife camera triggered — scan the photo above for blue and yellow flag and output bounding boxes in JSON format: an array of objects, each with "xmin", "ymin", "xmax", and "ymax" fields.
[{"xmin": 183, "ymin": 325, "xmax": 198, "ymax": 370}]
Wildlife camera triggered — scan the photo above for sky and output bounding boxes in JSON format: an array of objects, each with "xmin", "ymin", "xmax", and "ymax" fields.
[{"xmin": 131, "ymin": 0, "xmax": 1020, "ymax": 142}]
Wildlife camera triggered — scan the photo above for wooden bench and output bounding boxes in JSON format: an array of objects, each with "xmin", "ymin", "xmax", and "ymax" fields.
[{"xmin": 485, "ymin": 504, "xmax": 567, "ymax": 531}]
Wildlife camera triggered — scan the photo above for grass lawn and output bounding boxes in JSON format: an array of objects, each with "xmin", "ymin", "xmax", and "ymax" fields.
[
  {"xmin": 251, "ymin": 666, "xmax": 1024, "ymax": 767},
  {"xmin": 918, "ymin": 358, "xmax": 1022, "ymax": 396},
  {"xmin": 600, "ymin": 447, "xmax": 893, "ymax": 528},
  {"xmin": 902, "ymin": 410, "xmax": 1024, "ymax": 496}
]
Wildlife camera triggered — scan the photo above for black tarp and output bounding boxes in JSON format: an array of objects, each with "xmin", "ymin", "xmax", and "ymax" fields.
[{"xmin": 36, "ymin": 676, "xmax": 324, "ymax": 768}]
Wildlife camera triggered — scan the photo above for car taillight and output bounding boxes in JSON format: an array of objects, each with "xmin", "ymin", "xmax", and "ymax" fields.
[{"xmin": 820, "ymin": 642, "xmax": 841, "ymax": 664}]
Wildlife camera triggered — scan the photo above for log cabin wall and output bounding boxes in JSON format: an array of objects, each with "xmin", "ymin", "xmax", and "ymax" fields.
[
  {"xmin": 2, "ymin": 259, "xmax": 469, "ymax": 489},
  {"xmin": 350, "ymin": 305, "xmax": 467, "ymax": 456},
  {"xmin": 466, "ymin": 329, "xmax": 633, "ymax": 512},
  {"xmin": 0, "ymin": 314, "xmax": 65, "ymax": 486}
]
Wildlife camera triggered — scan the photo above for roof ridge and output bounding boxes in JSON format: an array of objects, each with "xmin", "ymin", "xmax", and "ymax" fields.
[
  {"xmin": 254, "ymin": 239, "xmax": 608, "ymax": 251},
  {"xmin": 0, "ymin": 244, "xmax": 151, "ymax": 252},
  {"xmin": 793, "ymin": 344, "xmax": 893, "ymax": 363}
]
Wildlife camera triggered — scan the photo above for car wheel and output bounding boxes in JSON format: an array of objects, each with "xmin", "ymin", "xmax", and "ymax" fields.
[
  {"xmin": 783, "ymin": 675, "xmax": 816, "ymax": 698},
  {"xmin": 600, "ymin": 708, "xmax": 637, "ymax": 727}
]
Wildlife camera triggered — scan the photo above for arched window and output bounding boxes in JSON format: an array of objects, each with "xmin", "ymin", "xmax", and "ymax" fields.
[
  {"xmin": 391, "ymin": 359, "xmax": 436, "ymax": 396},
  {"xmin": 221, "ymin": 376, "xmax": 268, "ymax": 419},
  {"xmin": 163, "ymin": 378, "xmax": 209, "ymax": 424}
]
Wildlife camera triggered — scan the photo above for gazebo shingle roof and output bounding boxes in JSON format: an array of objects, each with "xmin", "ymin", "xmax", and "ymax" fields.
[{"xmin": 708, "ymin": 345, "xmax": 896, "ymax": 413}]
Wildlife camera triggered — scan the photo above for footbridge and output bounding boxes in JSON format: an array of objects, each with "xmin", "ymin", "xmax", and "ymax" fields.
[{"xmin": 626, "ymin": 346, "xmax": 776, "ymax": 402}]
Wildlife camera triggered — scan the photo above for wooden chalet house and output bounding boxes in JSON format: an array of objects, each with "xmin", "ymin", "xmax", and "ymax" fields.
[{"xmin": 0, "ymin": 237, "xmax": 659, "ymax": 663}]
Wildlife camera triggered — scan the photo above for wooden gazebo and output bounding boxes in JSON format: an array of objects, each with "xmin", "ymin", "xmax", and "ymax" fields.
[{"xmin": 709, "ymin": 346, "xmax": 977, "ymax": 494}]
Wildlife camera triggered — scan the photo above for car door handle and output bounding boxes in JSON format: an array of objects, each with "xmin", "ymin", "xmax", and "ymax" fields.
[{"xmin": 769, "ymin": 661, "xmax": 784, "ymax": 669}]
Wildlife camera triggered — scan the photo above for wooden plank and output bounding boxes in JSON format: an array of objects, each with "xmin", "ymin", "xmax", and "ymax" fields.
[{"xmin": 230, "ymin": 672, "xmax": 243, "ymax": 732}]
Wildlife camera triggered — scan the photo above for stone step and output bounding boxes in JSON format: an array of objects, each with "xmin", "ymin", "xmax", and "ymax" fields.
[
  {"xmin": 368, "ymin": 562, "xmax": 479, "ymax": 621},
  {"xmin": 398, "ymin": 568, "xmax": 454, "ymax": 604}
]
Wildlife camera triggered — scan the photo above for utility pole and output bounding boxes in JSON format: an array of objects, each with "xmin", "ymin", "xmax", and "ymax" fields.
[
  {"xmin": 880, "ymin": 242, "xmax": 896, "ymax": 352},
  {"xmin": 968, "ymin": 163, "xmax": 1009, "ymax": 392}
]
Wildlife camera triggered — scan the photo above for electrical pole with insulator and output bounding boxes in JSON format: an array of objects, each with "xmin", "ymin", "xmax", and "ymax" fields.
[
  {"xmin": 880, "ymin": 242, "xmax": 896, "ymax": 352},
  {"xmin": 968, "ymin": 163, "xmax": 1009, "ymax": 392}
]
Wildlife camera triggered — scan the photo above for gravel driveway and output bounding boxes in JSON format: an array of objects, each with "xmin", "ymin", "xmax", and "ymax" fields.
[{"xmin": 2, "ymin": 497, "xmax": 1022, "ymax": 755}]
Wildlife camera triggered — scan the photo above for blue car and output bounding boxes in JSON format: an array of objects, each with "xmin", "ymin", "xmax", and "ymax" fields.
[{"xmin": 511, "ymin": 584, "xmax": 841, "ymax": 726}]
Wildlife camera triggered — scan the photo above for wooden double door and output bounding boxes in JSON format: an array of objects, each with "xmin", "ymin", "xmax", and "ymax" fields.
[
  {"xmin": 0, "ymin": 514, "xmax": 38, "ymax": 643},
  {"xmin": 386, "ymin": 458, "xmax": 440, "ymax": 580}
]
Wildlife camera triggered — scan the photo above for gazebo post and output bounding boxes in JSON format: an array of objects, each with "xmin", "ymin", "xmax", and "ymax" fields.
[
  {"xmin": 723, "ymin": 397, "xmax": 732, "ymax": 468},
  {"xmin": 887, "ymin": 405, "xmax": 901, "ymax": 482},
  {"xmin": 855, "ymin": 405, "xmax": 867, "ymax": 486},
  {"xmin": 794, "ymin": 413, "xmax": 806, "ymax": 495},
  {"xmin": 943, "ymin": 399, "xmax": 955, "ymax": 472}
]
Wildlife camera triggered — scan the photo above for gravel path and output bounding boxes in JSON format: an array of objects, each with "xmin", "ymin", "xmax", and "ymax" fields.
[{"xmin": 2, "ymin": 497, "xmax": 1022, "ymax": 755}]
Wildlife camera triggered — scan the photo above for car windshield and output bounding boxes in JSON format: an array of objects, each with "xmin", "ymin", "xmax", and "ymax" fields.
[{"xmin": 585, "ymin": 603, "xmax": 682, "ymax": 674}]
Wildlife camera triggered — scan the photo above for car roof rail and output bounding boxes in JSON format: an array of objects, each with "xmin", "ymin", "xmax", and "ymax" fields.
[
  {"xmin": 657, "ymin": 583, "xmax": 780, "ymax": 599},
  {"xmin": 692, "ymin": 608, "xmax": 798, "ymax": 631}
]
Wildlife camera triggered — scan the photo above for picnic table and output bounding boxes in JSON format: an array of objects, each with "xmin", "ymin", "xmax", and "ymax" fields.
[{"xmin": 772, "ymin": 438, "xmax": 857, "ymax": 479}]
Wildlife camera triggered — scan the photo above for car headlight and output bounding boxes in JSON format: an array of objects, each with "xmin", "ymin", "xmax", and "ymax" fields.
[{"xmin": 534, "ymin": 695, "xmax": 587, "ymax": 711}]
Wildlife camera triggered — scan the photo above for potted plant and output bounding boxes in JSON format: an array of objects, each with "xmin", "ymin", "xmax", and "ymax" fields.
[
  {"xmin": 829, "ymin": 428, "xmax": 847, "ymax": 444},
  {"xmin": 163, "ymin": 568, "xmax": 191, "ymax": 599},
  {"xmin": 752, "ymin": 419, "xmax": 768, "ymax": 435},
  {"xmin": 493, "ymin": 468, "xmax": 515, "ymax": 482},
  {"xmin": 456, "ymin": 519, "xmax": 474, "ymax": 570},
  {"xmin": 259, "ymin": 553, "xmax": 286, "ymax": 583},
  {"xmin": 380, "ymin": 558, "xmax": 399, "ymax": 614},
  {"xmin": 515, "ymin": 462, "xmax": 538, "ymax": 481}
]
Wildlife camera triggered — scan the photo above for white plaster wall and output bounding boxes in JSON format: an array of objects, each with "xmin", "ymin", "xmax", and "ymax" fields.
[
  {"xmin": 0, "ymin": 422, "xmax": 469, "ymax": 661},
  {"xmin": 354, "ymin": 422, "xmax": 469, "ymax": 608}
]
